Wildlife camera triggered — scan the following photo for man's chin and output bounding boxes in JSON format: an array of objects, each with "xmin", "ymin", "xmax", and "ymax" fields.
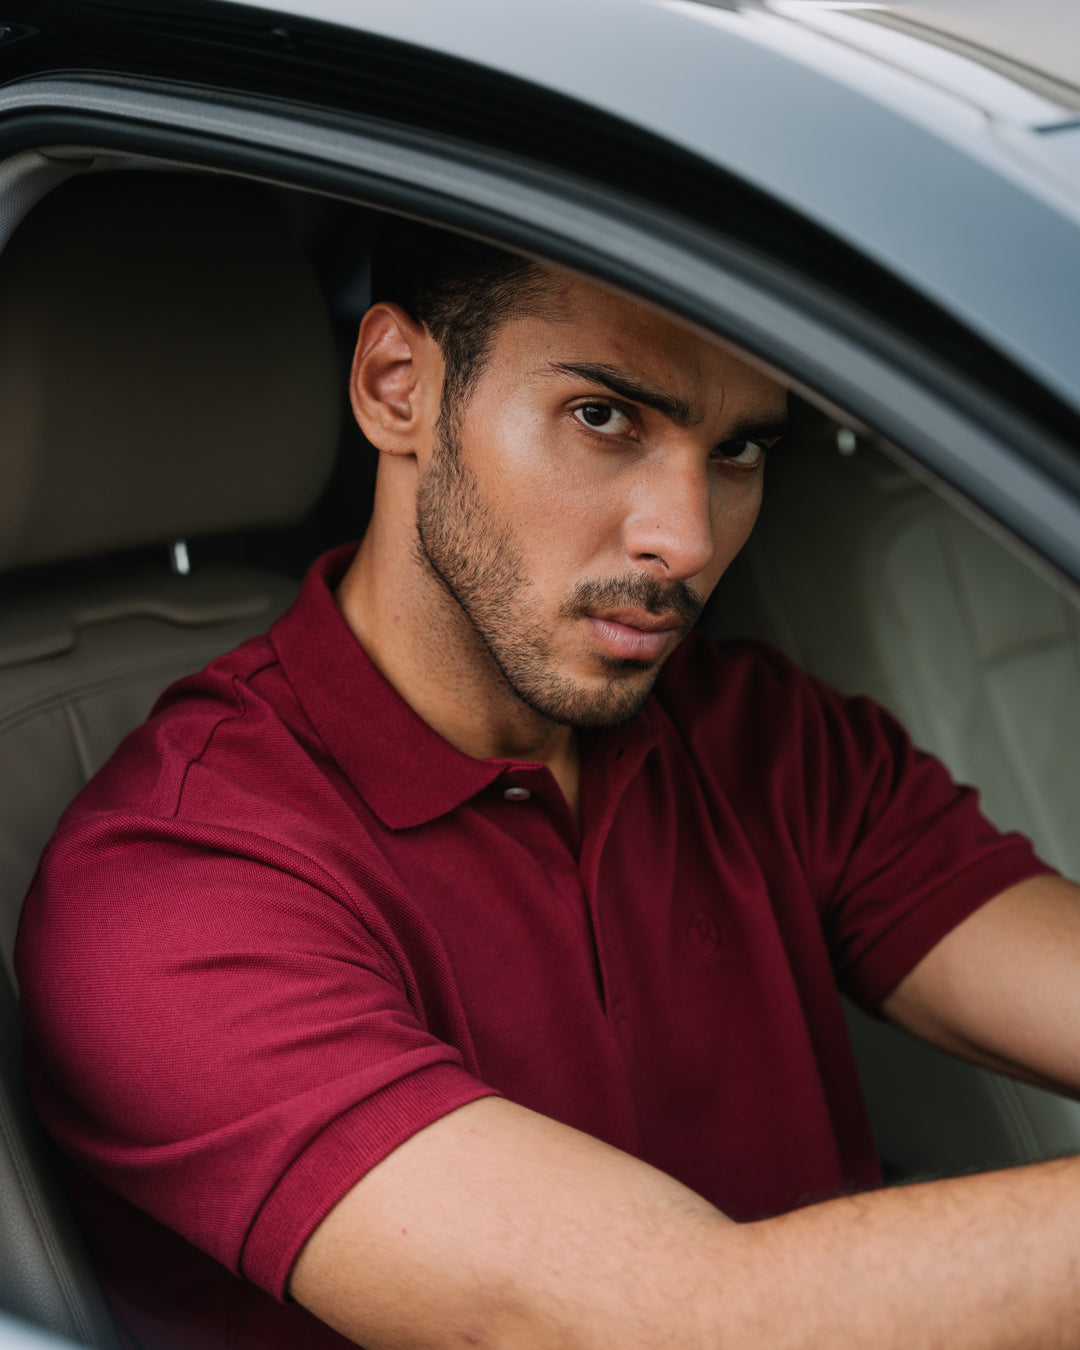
[{"xmin": 510, "ymin": 663, "xmax": 660, "ymax": 729}]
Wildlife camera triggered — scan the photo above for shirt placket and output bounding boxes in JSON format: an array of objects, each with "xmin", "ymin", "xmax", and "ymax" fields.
[
  {"xmin": 488, "ymin": 761, "xmax": 602, "ymax": 986},
  {"xmin": 576, "ymin": 727, "xmax": 661, "ymax": 1029}
]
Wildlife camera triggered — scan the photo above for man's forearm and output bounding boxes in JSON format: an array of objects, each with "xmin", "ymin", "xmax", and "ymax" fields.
[
  {"xmin": 721, "ymin": 1155, "xmax": 1080, "ymax": 1350},
  {"xmin": 291, "ymin": 1097, "xmax": 1080, "ymax": 1350}
]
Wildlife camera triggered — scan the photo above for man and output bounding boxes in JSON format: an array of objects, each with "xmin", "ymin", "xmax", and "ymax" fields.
[{"xmin": 16, "ymin": 222, "xmax": 1080, "ymax": 1350}]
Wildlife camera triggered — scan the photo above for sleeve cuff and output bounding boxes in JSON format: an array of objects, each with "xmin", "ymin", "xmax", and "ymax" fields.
[
  {"xmin": 842, "ymin": 845, "xmax": 1056, "ymax": 1011},
  {"xmin": 240, "ymin": 1061, "xmax": 500, "ymax": 1299}
]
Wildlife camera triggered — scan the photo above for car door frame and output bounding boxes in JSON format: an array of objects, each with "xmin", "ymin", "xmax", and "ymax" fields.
[{"xmin": 0, "ymin": 70, "xmax": 1078, "ymax": 597}]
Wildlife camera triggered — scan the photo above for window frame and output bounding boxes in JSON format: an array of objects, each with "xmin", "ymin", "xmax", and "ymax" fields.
[{"xmin": 1, "ymin": 72, "xmax": 1078, "ymax": 596}]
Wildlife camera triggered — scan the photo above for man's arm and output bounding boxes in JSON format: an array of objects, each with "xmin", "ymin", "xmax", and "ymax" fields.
[
  {"xmin": 882, "ymin": 873, "xmax": 1080, "ymax": 1095},
  {"xmin": 291, "ymin": 873, "xmax": 1080, "ymax": 1349},
  {"xmin": 290, "ymin": 1093, "xmax": 1080, "ymax": 1350}
]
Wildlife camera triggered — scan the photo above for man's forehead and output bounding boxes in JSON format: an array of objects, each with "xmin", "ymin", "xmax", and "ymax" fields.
[{"xmin": 515, "ymin": 274, "xmax": 787, "ymax": 422}]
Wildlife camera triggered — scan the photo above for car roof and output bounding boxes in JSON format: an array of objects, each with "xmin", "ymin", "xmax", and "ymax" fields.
[
  {"xmin": 874, "ymin": 0, "xmax": 1080, "ymax": 95},
  {"xmin": 192, "ymin": 0, "xmax": 1080, "ymax": 412}
]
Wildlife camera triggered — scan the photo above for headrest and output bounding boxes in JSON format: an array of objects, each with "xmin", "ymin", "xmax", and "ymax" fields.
[{"xmin": 0, "ymin": 172, "xmax": 341, "ymax": 570}]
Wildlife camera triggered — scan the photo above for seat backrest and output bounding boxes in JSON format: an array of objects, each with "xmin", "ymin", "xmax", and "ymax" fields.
[
  {"xmin": 0, "ymin": 168, "xmax": 341, "ymax": 1343},
  {"xmin": 0, "ymin": 564, "xmax": 301, "ymax": 987},
  {"xmin": 712, "ymin": 423, "xmax": 1080, "ymax": 1179}
]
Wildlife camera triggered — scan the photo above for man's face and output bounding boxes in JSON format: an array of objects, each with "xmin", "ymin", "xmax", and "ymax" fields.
[{"xmin": 415, "ymin": 275, "xmax": 788, "ymax": 729}]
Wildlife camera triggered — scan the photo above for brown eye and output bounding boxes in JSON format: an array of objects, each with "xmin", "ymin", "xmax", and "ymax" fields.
[{"xmin": 574, "ymin": 404, "xmax": 631, "ymax": 436}]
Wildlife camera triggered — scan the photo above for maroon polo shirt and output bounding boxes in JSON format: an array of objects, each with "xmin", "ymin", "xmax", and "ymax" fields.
[{"xmin": 17, "ymin": 544, "xmax": 1049, "ymax": 1350}]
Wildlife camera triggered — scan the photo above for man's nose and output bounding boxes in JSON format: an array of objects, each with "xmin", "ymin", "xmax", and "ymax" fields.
[{"xmin": 622, "ymin": 460, "xmax": 716, "ymax": 581}]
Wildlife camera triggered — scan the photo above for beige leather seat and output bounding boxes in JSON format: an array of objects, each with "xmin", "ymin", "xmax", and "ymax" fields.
[
  {"xmin": 0, "ymin": 169, "xmax": 340, "ymax": 1342},
  {"xmin": 713, "ymin": 417, "xmax": 1080, "ymax": 1179}
]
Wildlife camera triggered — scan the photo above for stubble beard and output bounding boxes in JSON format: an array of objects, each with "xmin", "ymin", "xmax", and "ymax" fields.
[{"xmin": 414, "ymin": 417, "xmax": 703, "ymax": 729}]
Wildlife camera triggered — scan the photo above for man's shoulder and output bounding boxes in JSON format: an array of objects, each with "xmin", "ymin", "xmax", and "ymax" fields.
[
  {"xmin": 71, "ymin": 542, "xmax": 362, "ymax": 827},
  {"xmin": 47, "ymin": 620, "xmax": 340, "ymax": 857},
  {"xmin": 20, "ymin": 615, "xmax": 394, "ymax": 994}
]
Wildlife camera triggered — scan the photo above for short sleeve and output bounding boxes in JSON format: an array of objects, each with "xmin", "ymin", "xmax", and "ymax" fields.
[
  {"xmin": 16, "ymin": 814, "xmax": 498, "ymax": 1299},
  {"xmin": 667, "ymin": 637, "xmax": 1055, "ymax": 1014},
  {"xmin": 790, "ymin": 672, "xmax": 1054, "ymax": 1008}
]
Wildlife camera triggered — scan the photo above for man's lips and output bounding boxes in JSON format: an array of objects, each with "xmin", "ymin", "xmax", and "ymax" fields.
[{"xmin": 582, "ymin": 609, "xmax": 684, "ymax": 662}]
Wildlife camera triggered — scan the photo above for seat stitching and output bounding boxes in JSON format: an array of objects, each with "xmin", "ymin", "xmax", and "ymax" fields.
[
  {"xmin": 62, "ymin": 701, "xmax": 95, "ymax": 784},
  {"xmin": 0, "ymin": 643, "xmax": 255, "ymax": 736}
]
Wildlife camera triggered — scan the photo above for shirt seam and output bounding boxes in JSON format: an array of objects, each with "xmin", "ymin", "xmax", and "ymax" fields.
[{"xmin": 172, "ymin": 665, "xmax": 275, "ymax": 821}]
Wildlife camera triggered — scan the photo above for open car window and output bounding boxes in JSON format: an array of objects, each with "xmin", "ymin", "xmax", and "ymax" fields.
[{"xmin": 1, "ymin": 5, "xmax": 1079, "ymax": 1345}]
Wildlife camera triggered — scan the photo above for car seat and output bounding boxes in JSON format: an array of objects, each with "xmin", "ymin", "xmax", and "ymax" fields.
[
  {"xmin": 712, "ymin": 414, "xmax": 1080, "ymax": 1179},
  {"xmin": 0, "ymin": 168, "xmax": 341, "ymax": 1344}
]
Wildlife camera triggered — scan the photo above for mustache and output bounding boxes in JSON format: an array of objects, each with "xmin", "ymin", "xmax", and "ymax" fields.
[{"xmin": 560, "ymin": 575, "xmax": 704, "ymax": 627}]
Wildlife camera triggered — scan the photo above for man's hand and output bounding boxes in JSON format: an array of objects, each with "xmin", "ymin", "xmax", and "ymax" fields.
[{"xmin": 290, "ymin": 1093, "xmax": 1080, "ymax": 1349}]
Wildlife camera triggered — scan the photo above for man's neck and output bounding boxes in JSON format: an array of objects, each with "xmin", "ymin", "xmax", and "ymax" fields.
[{"xmin": 336, "ymin": 513, "xmax": 581, "ymax": 815}]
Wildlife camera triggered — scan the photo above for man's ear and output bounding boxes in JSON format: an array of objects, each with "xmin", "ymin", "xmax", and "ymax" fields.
[{"xmin": 349, "ymin": 302, "xmax": 443, "ymax": 456}]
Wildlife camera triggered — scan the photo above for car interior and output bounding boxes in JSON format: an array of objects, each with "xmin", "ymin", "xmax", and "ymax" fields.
[{"xmin": 0, "ymin": 155, "xmax": 1077, "ymax": 1347}]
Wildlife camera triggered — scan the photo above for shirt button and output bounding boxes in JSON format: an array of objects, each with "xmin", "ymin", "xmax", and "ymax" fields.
[{"xmin": 503, "ymin": 786, "xmax": 531, "ymax": 802}]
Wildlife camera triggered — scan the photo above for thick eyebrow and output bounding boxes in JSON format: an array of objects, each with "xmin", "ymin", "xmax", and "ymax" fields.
[
  {"xmin": 550, "ymin": 361, "xmax": 698, "ymax": 428},
  {"xmin": 720, "ymin": 411, "xmax": 791, "ymax": 445}
]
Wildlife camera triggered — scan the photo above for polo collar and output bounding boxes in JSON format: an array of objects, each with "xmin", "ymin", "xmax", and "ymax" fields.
[
  {"xmin": 271, "ymin": 544, "xmax": 506, "ymax": 830},
  {"xmin": 271, "ymin": 545, "xmax": 664, "ymax": 832}
]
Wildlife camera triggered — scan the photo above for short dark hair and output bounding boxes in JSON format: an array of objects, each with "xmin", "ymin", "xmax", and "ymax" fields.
[{"xmin": 369, "ymin": 218, "xmax": 556, "ymax": 420}]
